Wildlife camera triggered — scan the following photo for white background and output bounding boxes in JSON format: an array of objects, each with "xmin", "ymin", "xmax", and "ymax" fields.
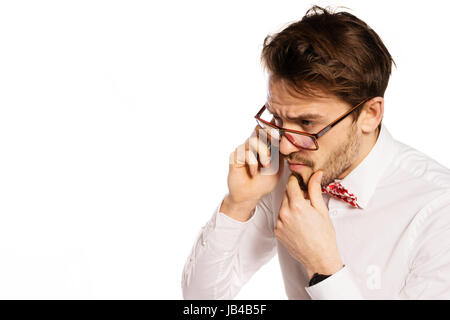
[{"xmin": 0, "ymin": 0, "xmax": 449, "ymax": 299}]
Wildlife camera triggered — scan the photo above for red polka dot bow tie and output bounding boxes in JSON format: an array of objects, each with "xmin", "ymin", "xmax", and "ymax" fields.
[{"xmin": 321, "ymin": 182, "xmax": 360, "ymax": 208}]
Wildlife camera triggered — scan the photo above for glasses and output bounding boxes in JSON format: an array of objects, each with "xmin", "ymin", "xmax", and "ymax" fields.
[{"xmin": 254, "ymin": 97, "xmax": 372, "ymax": 151}]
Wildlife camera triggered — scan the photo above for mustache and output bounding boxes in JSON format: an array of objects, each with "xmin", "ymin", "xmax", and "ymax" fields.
[{"xmin": 287, "ymin": 155, "xmax": 314, "ymax": 167}]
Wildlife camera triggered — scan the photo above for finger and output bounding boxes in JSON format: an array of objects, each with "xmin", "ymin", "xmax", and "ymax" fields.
[
  {"xmin": 229, "ymin": 150, "xmax": 236, "ymax": 166},
  {"xmin": 248, "ymin": 134, "xmax": 271, "ymax": 168},
  {"xmin": 280, "ymin": 192, "xmax": 289, "ymax": 211},
  {"xmin": 255, "ymin": 123, "xmax": 277, "ymax": 144},
  {"xmin": 228, "ymin": 146, "xmax": 258, "ymax": 177},
  {"xmin": 308, "ymin": 170, "xmax": 328, "ymax": 213},
  {"xmin": 229, "ymin": 144, "xmax": 247, "ymax": 168},
  {"xmin": 253, "ymin": 125, "xmax": 272, "ymax": 165},
  {"xmin": 276, "ymin": 192, "xmax": 289, "ymax": 223},
  {"xmin": 245, "ymin": 148, "xmax": 259, "ymax": 177},
  {"xmin": 274, "ymin": 217, "xmax": 283, "ymax": 237},
  {"xmin": 286, "ymin": 174, "xmax": 307, "ymax": 207}
]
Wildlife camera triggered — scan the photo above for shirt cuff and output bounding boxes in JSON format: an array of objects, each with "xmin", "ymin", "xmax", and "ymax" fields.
[
  {"xmin": 201, "ymin": 197, "xmax": 258, "ymax": 253},
  {"xmin": 304, "ymin": 265, "xmax": 364, "ymax": 300}
]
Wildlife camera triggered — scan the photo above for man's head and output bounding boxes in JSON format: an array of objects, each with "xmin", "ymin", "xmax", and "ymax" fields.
[{"xmin": 260, "ymin": 6, "xmax": 395, "ymax": 190}]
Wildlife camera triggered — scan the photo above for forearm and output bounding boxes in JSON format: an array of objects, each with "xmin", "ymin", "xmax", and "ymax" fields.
[
  {"xmin": 182, "ymin": 194, "xmax": 276, "ymax": 299},
  {"xmin": 182, "ymin": 201, "xmax": 253, "ymax": 299}
]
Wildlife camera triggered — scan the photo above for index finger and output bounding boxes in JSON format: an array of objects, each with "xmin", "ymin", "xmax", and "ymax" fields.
[{"xmin": 286, "ymin": 174, "xmax": 307, "ymax": 207}]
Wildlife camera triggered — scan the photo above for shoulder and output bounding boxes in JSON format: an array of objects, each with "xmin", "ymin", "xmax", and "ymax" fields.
[{"xmin": 387, "ymin": 139, "xmax": 450, "ymax": 194}]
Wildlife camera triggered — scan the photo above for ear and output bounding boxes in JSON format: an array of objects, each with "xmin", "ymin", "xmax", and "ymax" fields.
[{"xmin": 358, "ymin": 97, "xmax": 384, "ymax": 134}]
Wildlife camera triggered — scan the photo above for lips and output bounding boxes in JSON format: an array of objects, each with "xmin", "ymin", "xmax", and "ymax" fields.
[{"xmin": 287, "ymin": 160, "xmax": 310, "ymax": 173}]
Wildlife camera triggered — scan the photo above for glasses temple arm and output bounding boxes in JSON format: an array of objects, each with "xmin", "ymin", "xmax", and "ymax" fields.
[{"xmin": 316, "ymin": 97, "xmax": 371, "ymax": 138}]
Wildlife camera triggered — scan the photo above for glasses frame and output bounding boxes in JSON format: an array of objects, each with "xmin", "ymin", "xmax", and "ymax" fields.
[{"xmin": 254, "ymin": 97, "xmax": 372, "ymax": 151}]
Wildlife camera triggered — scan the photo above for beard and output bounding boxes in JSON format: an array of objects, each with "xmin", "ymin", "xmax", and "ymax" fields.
[{"xmin": 290, "ymin": 123, "xmax": 361, "ymax": 191}]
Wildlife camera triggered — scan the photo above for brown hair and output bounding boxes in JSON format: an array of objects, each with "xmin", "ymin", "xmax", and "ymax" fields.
[{"xmin": 260, "ymin": 5, "xmax": 396, "ymax": 131}]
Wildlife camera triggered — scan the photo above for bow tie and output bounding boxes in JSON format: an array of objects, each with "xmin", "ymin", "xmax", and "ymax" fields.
[{"xmin": 321, "ymin": 182, "xmax": 360, "ymax": 208}]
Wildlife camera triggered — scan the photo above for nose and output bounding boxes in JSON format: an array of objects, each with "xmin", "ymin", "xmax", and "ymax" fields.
[{"xmin": 279, "ymin": 134, "xmax": 300, "ymax": 156}]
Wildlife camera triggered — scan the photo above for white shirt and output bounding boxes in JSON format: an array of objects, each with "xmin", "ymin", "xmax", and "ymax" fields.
[{"xmin": 181, "ymin": 124, "xmax": 450, "ymax": 299}]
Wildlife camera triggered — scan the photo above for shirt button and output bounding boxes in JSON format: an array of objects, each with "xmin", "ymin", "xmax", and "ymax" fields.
[{"xmin": 330, "ymin": 209, "xmax": 338, "ymax": 216}]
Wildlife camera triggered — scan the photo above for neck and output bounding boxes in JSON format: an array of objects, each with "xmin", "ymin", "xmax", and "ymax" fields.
[{"xmin": 337, "ymin": 127, "xmax": 380, "ymax": 179}]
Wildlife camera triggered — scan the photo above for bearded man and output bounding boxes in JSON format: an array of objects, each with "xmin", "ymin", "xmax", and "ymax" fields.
[{"xmin": 182, "ymin": 5, "xmax": 450, "ymax": 299}]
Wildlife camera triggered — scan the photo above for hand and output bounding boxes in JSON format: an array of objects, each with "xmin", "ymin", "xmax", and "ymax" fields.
[
  {"xmin": 274, "ymin": 170, "xmax": 343, "ymax": 278},
  {"xmin": 222, "ymin": 125, "xmax": 284, "ymax": 222},
  {"xmin": 227, "ymin": 125, "xmax": 284, "ymax": 205}
]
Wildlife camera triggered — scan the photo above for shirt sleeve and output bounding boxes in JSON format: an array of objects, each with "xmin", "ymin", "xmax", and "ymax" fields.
[
  {"xmin": 181, "ymin": 192, "xmax": 277, "ymax": 300},
  {"xmin": 304, "ymin": 265, "xmax": 364, "ymax": 299},
  {"xmin": 398, "ymin": 195, "xmax": 450, "ymax": 299}
]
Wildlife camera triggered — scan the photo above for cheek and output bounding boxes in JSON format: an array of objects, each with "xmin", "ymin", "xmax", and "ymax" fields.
[
  {"xmin": 310, "ymin": 150, "xmax": 328, "ymax": 170},
  {"xmin": 312, "ymin": 150, "xmax": 334, "ymax": 180}
]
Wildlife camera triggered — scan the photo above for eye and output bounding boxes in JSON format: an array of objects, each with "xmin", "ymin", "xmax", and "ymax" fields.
[
  {"xmin": 301, "ymin": 120, "xmax": 313, "ymax": 126},
  {"xmin": 273, "ymin": 115, "xmax": 283, "ymax": 126}
]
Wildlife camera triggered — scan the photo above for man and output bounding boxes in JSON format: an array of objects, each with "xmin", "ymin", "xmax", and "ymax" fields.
[{"xmin": 181, "ymin": 5, "xmax": 450, "ymax": 299}]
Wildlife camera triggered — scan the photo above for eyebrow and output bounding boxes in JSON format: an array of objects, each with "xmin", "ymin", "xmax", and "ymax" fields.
[{"xmin": 266, "ymin": 105, "xmax": 325, "ymax": 121}]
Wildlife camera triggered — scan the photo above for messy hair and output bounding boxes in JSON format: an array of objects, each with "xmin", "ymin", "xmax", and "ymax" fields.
[{"xmin": 261, "ymin": 5, "xmax": 396, "ymax": 130}]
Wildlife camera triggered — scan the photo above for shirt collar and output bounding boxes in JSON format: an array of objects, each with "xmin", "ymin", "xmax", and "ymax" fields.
[{"xmin": 331, "ymin": 123, "xmax": 397, "ymax": 210}]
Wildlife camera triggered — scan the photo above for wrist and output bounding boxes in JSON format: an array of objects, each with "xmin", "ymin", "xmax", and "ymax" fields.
[
  {"xmin": 307, "ymin": 263, "xmax": 345, "ymax": 287},
  {"xmin": 220, "ymin": 195, "xmax": 259, "ymax": 222},
  {"xmin": 309, "ymin": 273, "xmax": 331, "ymax": 287},
  {"xmin": 306, "ymin": 260, "xmax": 344, "ymax": 279}
]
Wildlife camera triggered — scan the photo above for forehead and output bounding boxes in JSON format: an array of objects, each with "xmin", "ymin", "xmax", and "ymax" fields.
[{"xmin": 267, "ymin": 77, "xmax": 342, "ymax": 113}]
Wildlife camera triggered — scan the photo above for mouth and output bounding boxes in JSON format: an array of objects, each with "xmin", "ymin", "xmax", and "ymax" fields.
[{"xmin": 288, "ymin": 161, "xmax": 308, "ymax": 171}]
